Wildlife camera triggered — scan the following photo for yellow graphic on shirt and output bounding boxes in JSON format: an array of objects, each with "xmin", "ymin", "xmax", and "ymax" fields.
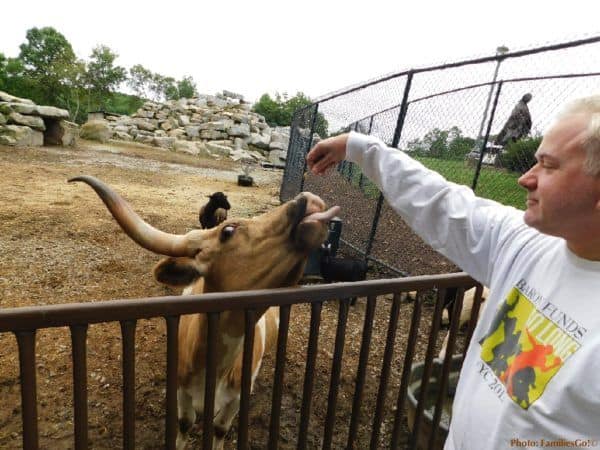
[{"xmin": 479, "ymin": 287, "xmax": 579, "ymax": 409}]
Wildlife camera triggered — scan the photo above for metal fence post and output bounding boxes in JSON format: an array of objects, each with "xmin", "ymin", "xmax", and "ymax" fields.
[
  {"xmin": 299, "ymin": 103, "xmax": 320, "ymax": 192},
  {"xmin": 364, "ymin": 71, "xmax": 414, "ymax": 260},
  {"xmin": 472, "ymin": 81, "xmax": 503, "ymax": 191},
  {"xmin": 358, "ymin": 116, "xmax": 375, "ymax": 191},
  {"xmin": 476, "ymin": 48, "xmax": 508, "ymax": 142},
  {"xmin": 280, "ymin": 112, "xmax": 297, "ymax": 202},
  {"xmin": 281, "ymin": 105, "xmax": 313, "ymax": 202}
]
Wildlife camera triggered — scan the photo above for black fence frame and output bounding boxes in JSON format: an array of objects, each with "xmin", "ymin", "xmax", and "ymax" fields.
[{"xmin": 280, "ymin": 35, "xmax": 600, "ymax": 276}]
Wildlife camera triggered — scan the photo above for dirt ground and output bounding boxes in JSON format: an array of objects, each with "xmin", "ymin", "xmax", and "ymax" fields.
[{"xmin": 0, "ymin": 140, "xmax": 457, "ymax": 449}]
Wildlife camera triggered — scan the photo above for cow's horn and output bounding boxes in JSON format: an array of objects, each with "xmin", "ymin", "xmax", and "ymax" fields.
[{"xmin": 69, "ymin": 175, "xmax": 197, "ymax": 257}]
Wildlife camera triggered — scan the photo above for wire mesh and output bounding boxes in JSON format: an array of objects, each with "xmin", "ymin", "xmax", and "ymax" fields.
[{"xmin": 281, "ymin": 35, "xmax": 600, "ymax": 276}]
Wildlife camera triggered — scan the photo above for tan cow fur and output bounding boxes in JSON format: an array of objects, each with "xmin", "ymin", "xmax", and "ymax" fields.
[
  {"xmin": 438, "ymin": 286, "xmax": 489, "ymax": 360},
  {"xmin": 69, "ymin": 176, "xmax": 337, "ymax": 450}
]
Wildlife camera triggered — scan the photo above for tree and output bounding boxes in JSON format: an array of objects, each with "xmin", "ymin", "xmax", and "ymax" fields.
[
  {"xmin": 499, "ymin": 135, "xmax": 542, "ymax": 174},
  {"xmin": 447, "ymin": 126, "xmax": 476, "ymax": 159},
  {"xmin": 59, "ymin": 58, "xmax": 87, "ymax": 123},
  {"xmin": 406, "ymin": 126, "xmax": 475, "ymax": 160},
  {"xmin": 0, "ymin": 53, "xmax": 24, "ymax": 95},
  {"xmin": 85, "ymin": 45, "xmax": 127, "ymax": 111},
  {"xmin": 150, "ymin": 74, "xmax": 176, "ymax": 102},
  {"xmin": 282, "ymin": 92, "xmax": 312, "ymax": 123},
  {"xmin": 253, "ymin": 91, "xmax": 328, "ymax": 137},
  {"xmin": 176, "ymin": 76, "xmax": 197, "ymax": 99},
  {"xmin": 127, "ymin": 65, "xmax": 196, "ymax": 102},
  {"xmin": 0, "ymin": 53, "xmax": 7, "ymax": 90},
  {"xmin": 104, "ymin": 92, "xmax": 144, "ymax": 116},
  {"xmin": 128, "ymin": 64, "xmax": 153, "ymax": 99},
  {"xmin": 18, "ymin": 27, "xmax": 82, "ymax": 108},
  {"xmin": 253, "ymin": 93, "xmax": 285, "ymax": 124}
]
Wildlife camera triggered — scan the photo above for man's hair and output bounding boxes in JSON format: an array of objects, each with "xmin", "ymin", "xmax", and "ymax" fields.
[{"xmin": 558, "ymin": 95, "xmax": 600, "ymax": 176}]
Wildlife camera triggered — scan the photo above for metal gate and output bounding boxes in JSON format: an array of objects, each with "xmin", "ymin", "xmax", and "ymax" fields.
[{"xmin": 0, "ymin": 273, "xmax": 484, "ymax": 450}]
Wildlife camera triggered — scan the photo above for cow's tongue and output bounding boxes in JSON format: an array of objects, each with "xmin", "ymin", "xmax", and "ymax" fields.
[{"xmin": 300, "ymin": 205, "xmax": 340, "ymax": 224}]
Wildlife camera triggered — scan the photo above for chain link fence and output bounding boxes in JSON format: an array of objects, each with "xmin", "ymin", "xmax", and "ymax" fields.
[{"xmin": 281, "ymin": 35, "xmax": 600, "ymax": 277}]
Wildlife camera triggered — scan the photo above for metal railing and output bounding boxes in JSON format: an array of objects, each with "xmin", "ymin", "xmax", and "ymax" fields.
[
  {"xmin": 281, "ymin": 35, "xmax": 600, "ymax": 276},
  {"xmin": 0, "ymin": 273, "xmax": 484, "ymax": 449}
]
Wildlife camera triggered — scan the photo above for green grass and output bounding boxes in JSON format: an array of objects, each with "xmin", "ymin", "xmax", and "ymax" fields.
[{"xmin": 339, "ymin": 156, "xmax": 527, "ymax": 210}]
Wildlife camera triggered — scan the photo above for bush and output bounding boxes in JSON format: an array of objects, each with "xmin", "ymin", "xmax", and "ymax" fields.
[
  {"xmin": 406, "ymin": 126, "xmax": 475, "ymax": 160},
  {"xmin": 499, "ymin": 135, "xmax": 542, "ymax": 174},
  {"xmin": 252, "ymin": 92, "xmax": 328, "ymax": 137},
  {"xmin": 105, "ymin": 92, "xmax": 144, "ymax": 116}
]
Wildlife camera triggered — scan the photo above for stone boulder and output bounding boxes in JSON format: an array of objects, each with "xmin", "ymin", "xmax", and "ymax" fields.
[
  {"xmin": 0, "ymin": 90, "xmax": 75, "ymax": 147},
  {"xmin": 268, "ymin": 149, "xmax": 287, "ymax": 166},
  {"xmin": 35, "ymin": 105, "xmax": 70, "ymax": 119},
  {"xmin": 206, "ymin": 142, "xmax": 232, "ymax": 157},
  {"xmin": 0, "ymin": 91, "xmax": 35, "ymax": 105},
  {"xmin": 174, "ymin": 140, "xmax": 200, "ymax": 155},
  {"xmin": 80, "ymin": 120, "xmax": 112, "ymax": 143},
  {"xmin": 45, "ymin": 120, "xmax": 79, "ymax": 146},
  {"xmin": 79, "ymin": 90, "xmax": 299, "ymax": 165},
  {"xmin": 153, "ymin": 136, "xmax": 176, "ymax": 149},
  {"xmin": 0, "ymin": 124, "xmax": 44, "ymax": 146},
  {"xmin": 8, "ymin": 112, "xmax": 45, "ymax": 130}
]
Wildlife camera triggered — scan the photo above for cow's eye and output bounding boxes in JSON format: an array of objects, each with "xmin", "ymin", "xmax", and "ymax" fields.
[{"xmin": 220, "ymin": 224, "xmax": 237, "ymax": 242}]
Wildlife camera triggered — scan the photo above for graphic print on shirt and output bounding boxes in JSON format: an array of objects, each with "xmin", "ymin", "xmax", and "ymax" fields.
[{"xmin": 478, "ymin": 286, "xmax": 580, "ymax": 409}]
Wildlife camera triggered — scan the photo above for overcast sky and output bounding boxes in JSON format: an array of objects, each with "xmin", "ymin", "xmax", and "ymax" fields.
[{"xmin": 2, "ymin": 1, "xmax": 599, "ymax": 103}]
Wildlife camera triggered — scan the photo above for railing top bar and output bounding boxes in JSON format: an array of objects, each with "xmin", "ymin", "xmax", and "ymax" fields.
[
  {"xmin": 409, "ymin": 71, "xmax": 600, "ymax": 105},
  {"xmin": 348, "ymin": 70, "xmax": 600, "ymax": 127},
  {"xmin": 408, "ymin": 72, "xmax": 600, "ymax": 106},
  {"xmin": 313, "ymin": 35, "xmax": 600, "ymax": 104},
  {"xmin": 0, "ymin": 272, "xmax": 476, "ymax": 332}
]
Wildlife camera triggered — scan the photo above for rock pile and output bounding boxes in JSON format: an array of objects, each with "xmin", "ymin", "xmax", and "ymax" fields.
[
  {"xmin": 83, "ymin": 91, "xmax": 292, "ymax": 166},
  {"xmin": 0, "ymin": 91, "xmax": 78, "ymax": 147}
]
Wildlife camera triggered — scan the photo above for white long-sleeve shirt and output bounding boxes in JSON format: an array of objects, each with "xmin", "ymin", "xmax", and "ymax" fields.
[{"xmin": 346, "ymin": 132, "xmax": 600, "ymax": 450}]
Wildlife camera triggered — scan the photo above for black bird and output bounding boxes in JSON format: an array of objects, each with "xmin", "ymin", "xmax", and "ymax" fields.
[
  {"xmin": 199, "ymin": 192, "xmax": 231, "ymax": 229},
  {"xmin": 494, "ymin": 93, "xmax": 533, "ymax": 146}
]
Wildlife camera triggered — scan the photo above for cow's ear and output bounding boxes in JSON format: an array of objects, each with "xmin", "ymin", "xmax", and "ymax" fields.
[{"xmin": 153, "ymin": 257, "xmax": 205, "ymax": 287}]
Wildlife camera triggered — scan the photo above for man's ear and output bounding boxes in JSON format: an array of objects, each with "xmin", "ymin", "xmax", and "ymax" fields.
[{"xmin": 153, "ymin": 257, "xmax": 205, "ymax": 287}]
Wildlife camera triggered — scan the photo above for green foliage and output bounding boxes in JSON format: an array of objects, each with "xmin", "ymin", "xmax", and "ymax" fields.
[
  {"xmin": 85, "ymin": 45, "xmax": 127, "ymax": 111},
  {"xmin": 499, "ymin": 135, "xmax": 542, "ymax": 174},
  {"xmin": 0, "ymin": 53, "xmax": 28, "ymax": 94},
  {"xmin": 0, "ymin": 53, "xmax": 6, "ymax": 89},
  {"xmin": 1, "ymin": 27, "xmax": 203, "ymax": 123},
  {"xmin": 341, "ymin": 155, "xmax": 526, "ymax": 209},
  {"xmin": 253, "ymin": 93, "xmax": 286, "ymax": 124},
  {"xmin": 148, "ymin": 74, "xmax": 174, "ymax": 102},
  {"xmin": 128, "ymin": 65, "xmax": 197, "ymax": 102},
  {"xmin": 157, "ymin": 75, "xmax": 198, "ymax": 101},
  {"xmin": 127, "ymin": 64, "xmax": 153, "ymax": 99},
  {"xmin": 176, "ymin": 76, "xmax": 197, "ymax": 99},
  {"xmin": 104, "ymin": 92, "xmax": 144, "ymax": 116},
  {"xmin": 59, "ymin": 59, "xmax": 87, "ymax": 123},
  {"xmin": 406, "ymin": 126, "xmax": 476, "ymax": 160},
  {"xmin": 252, "ymin": 92, "xmax": 328, "ymax": 137},
  {"xmin": 415, "ymin": 155, "xmax": 527, "ymax": 209},
  {"xmin": 18, "ymin": 27, "xmax": 83, "ymax": 109}
]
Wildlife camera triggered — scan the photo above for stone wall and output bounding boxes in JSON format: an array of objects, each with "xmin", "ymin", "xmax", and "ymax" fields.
[
  {"xmin": 0, "ymin": 91, "xmax": 78, "ymax": 147},
  {"xmin": 83, "ymin": 91, "xmax": 294, "ymax": 166},
  {"xmin": 0, "ymin": 89, "xmax": 320, "ymax": 168}
]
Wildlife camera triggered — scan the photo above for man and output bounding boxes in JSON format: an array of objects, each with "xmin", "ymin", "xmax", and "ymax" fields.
[{"xmin": 307, "ymin": 96, "xmax": 600, "ymax": 450}]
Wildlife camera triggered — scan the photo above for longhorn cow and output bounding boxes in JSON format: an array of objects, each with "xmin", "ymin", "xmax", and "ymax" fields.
[{"xmin": 69, "ymin": 175, "xmax": 340, "ymax": 449}]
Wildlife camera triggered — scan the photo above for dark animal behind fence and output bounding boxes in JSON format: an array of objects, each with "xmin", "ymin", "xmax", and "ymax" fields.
[
  {"xmin": 199, "ymin": 192, "xmax": 231, "ymax": 229},
  {"xmin": 320, "ymin": 244, "xmax": 368, "ymax": 304}
]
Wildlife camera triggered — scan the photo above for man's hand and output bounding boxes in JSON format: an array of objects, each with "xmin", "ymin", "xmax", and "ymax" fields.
[{"xmin": 306, "ymin": 133, "xmax": 349, "ymax": 175}]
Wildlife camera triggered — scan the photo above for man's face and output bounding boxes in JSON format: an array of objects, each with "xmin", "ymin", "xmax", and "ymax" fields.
[{"xmin": 518, "ymin": 114, "xmax": 600, "ymax": 242}]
